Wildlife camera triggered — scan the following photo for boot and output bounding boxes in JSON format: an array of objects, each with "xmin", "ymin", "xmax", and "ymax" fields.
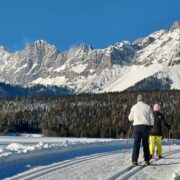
[
  {"xmin": 132, "ymin": 162, "xmax": 138, "ymax": 167},
  {"xmin": 144, "ymin": 161, "xmax": 150, "ymax": 166},
  {"xmin": 149, "ymin": 155, "xmax": 153, "ymax": 159}
]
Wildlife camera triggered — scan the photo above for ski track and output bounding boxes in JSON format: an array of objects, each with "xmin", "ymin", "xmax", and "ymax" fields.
[
  {"xmin": 115, "ymin": 149, "xmax": 180, "ymax": 180},
  {"xmin": 8, "ymin": 150, "xmax": 125, "ymax": 180},
  {"xmin": 8, "ymin": 147, "xmax": 180, "ymax": 180},
  {"xmin": 127, "ymin": 149, "xmax": 180, "ymax": 180}
]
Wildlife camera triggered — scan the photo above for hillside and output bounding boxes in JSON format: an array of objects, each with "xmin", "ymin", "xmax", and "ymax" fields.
[{"xmin": 0, "ymin": 91, "xmax": 179, "ymax": 139}]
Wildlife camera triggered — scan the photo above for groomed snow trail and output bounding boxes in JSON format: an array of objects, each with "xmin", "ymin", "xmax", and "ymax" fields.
[
  {"xmin": 115, "ymin": 149, "xmax": 180, "ymax": 180},
  {"xmin": 0, "ymin": 137, "xmax": 134, "ymax": 179},
  {"xmin": 9, "ymin": 150, "xmax": 123, "ymax": 180},
  {"xmin": 8, "ymin": 146, "xmax": 180, "ymax": 180}
]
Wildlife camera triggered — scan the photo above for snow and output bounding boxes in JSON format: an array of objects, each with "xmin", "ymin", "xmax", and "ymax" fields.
[
  {"xmin": 54, "ymin": 59, "xmax": 87, "ymax": 74},
  {"xmin": 0, "ymin": 142, "xmax": 53, "ymax": 157},
  {"xmin": 102, "ymin": 28, "xmax": 180, "ymax": 92},
  {"xmin": 0, "ymin": 136, "xmax": 131, "ymax": 179},
  {"xmin": 136, "ymin": 29, "xmax": 180, "ymax": 65},
  {"xmin": 79, "ymin": 65, "xmax": 130, "ymax": 93},
  {"xmin": 171, "ymin": 170, "xmax": 180, "ymax": 180},
  {"xmin": 0, "ymin": 136, "xmax": 179, "ymax": 180},
  {"xmin": 44, "ymin": 146, "xmax": 180, "ymax": 180},
  {"xmin": 54, "ymin": 65, "xmax": 66, "ymax": 72},
  {"xmin": 14, "ymin": 64, "xmax": 28, "ymax": 73},
  {"xmin": 27, "ymin": 63, "xmax": 38, "ymax": 74},
  {"xmin": 0, "ymin": 27, "xmax": 180, "ymax": 93},
  {"xmin": 32, "ymin": 76, "xmax": 67, "ymax": 86},
  {"xmin": 0, "ymin": 135, "xmax": 126, "ymax": 160},
  {"xmin": 104, "ymin": 64, "xmax": 180, "ymax": 92},
  {"xmin": 71, "ymin": 63, "xmax": 87, "ymax": 74},
  {"xmin": 89, "ymin": 69, "xmax": 95, "ymax": 73},
  {"xmin": 105, "ymin": 64, "xmax": 163, "ymax": 92},
  {"xmin": 164, "ymin": 65, "xmax": 180, "ymax": 89},
  {"xmin": 149, "ymin": 30, "xmax": 166, "ymax": 39}
]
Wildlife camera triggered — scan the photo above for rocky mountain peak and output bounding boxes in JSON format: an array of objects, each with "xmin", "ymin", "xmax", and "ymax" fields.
[
  {"xmin": 170, "ymin": 21, "xmax": 180, "ymax": 31},
  {"xmin": 23, "ymin": 40, "xmax": 58, "ymax": 61},
  {"xmin": 25, "ymin": 40, "xmax": 57, "ymax": 52},
  {"xmin": 0, "ymin": 22, "xmax": 179, "ymax": 93},
  {"xmin": 0, "ymin": 46, "xmax": 6, "ymax": 51},
  {"xmin": 77, "ymin": 43, "xmax": 93, "ymax": 53},
  {"xmin": 34, "ymin": 40, "xmax": 49, "ymax": 46},
  {"xmin": 0, "ymin": 46, "xmax": 9, "ymax": 53},
  {"xmin": 0, "ymin": 46, "xmax": 9, "ymax": 57}
]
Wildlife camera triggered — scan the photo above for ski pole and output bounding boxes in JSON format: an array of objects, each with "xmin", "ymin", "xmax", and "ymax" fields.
[
  {"xmin": 122, "ymin": 126, "xmax": 132, "ymax": 164},
  {"xmin": 152, "ymin": 137, "xmax": 157, "ymax": 169},
  {"xmin": 168, "ymin": 131, "xmax": 173, "ymax": 158},
  {"xmin": 122, "ymin": 139, "xmax": 129, "ymax": 164}
]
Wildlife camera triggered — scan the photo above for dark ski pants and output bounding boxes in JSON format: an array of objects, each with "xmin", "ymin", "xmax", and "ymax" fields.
[{"xmin": 132, "ymin": 125, "xmax": 150, "ymax": 163}]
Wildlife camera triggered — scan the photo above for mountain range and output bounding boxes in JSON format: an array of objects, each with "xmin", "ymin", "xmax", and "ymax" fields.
[{"xmin": 0, "ymin": 21, "xmax": 179, "ymax": 96}]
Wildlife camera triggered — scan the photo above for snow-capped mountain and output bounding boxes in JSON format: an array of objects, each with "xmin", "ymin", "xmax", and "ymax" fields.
[{"xmin": 0, "ymin": 21, "xmax": 179, "ymax": 94}]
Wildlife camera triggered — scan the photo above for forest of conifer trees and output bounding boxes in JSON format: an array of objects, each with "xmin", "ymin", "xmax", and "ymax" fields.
[{"xmin": 0, "ymin": 90, "xmax": 179, "ymax": 139}]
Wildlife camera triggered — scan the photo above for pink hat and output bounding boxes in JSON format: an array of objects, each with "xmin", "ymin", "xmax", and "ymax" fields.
[{"xmin": 153, "ymin": 104, "xmax": 160, "ymax": 112}]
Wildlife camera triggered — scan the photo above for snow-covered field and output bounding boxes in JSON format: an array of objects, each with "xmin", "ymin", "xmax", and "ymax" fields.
[{"xmin": 0, "ymin": 135, "xmax": 179, "ymax": 180}]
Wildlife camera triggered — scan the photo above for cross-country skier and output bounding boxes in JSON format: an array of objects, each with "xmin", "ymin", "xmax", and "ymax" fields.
[
  {"xmin": 149, "ymin": 103, "xmax": 171, "ymax": 159},
  {"xmin": 128, "ymin": 94, "xmax": 154, "ymax": 166}
]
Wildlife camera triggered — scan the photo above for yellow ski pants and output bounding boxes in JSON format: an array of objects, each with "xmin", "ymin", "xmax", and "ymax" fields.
[{"xmin": 149, "ymin": 136, "xmax": 162, "ymax": 156}]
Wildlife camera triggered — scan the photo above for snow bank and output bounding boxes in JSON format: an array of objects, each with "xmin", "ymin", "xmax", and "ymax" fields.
[
  {"xmin": 0, "ymin": 137, "xmax": 134, "ymax": 179},
  {"xmin": 0, "ymin": 136, "xmax": 133, "ymax": 159},
  {"xmin": 0, "ymin": 142, "xmax": 52, "ymax": 157},
  {"xmin": 0, "ymin": 136, "xmax": 179, "ymax": 159}
]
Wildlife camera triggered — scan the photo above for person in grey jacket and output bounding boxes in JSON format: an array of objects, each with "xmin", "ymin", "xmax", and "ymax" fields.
[{"xmin": 128, "ymin": 94, "xmax": 154, "ymax": 166}]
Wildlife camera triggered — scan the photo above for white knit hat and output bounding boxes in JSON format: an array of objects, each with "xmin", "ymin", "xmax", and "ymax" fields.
[{"xmin": 137, "ymin": 94, "xmax": 143, "ymax": 102}]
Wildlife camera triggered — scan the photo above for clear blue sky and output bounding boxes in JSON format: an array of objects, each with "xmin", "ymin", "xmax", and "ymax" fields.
[{"xmin": 0, "ymin": 0, "xmax": 179, "ymax": 52}]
